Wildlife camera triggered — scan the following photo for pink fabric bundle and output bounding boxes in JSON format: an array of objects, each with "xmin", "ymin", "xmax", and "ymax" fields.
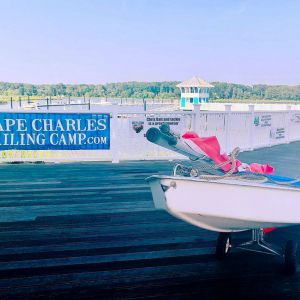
[
  {"xmin": 182, "ymin": 132, "xmax": 274, "ymax": 175},
  {"xmin": 182, "ymin": 131, "xmax": 276, "ymax": 234}
]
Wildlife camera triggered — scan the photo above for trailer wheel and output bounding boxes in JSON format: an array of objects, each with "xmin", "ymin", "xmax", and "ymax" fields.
[
  {"xmin": 216, "ymin": 232, "xmax": 232, "ymax": 260},
  {"xmin": 284, "ymin": 240, "xmax": 298, "ymax": 275}
]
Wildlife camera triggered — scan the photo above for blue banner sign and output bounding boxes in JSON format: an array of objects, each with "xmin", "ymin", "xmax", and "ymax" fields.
[{"xmin": 0, "ymin": 113, "xmax": 110, "ymax": 150}]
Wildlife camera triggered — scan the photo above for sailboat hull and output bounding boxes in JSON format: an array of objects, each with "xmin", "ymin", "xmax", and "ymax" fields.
[{"xmin": 147, "ymin": 175, "xmax": 300, "ymax": 232}]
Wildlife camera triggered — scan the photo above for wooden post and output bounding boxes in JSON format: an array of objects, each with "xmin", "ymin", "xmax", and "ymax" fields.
[
  {"xmin": 286, "ymin": 104, "xmax": 292, "ymax": 144},
  {"xmin": 46, "ymin": 98, "xmax": 49, "ymax": 110},
  {"xmin": 248, "ymin": 104, "xmax": 255, "ymax": 150},
  {"xmin": 111, "ymin": 103, "xmax": 120, "ymax": 163},
  {"xmin": 193, "ymin": 103, "xmax": 201, "ymax": 132},
  {"xmin": 10, "ymin": 97, "xmax": 13, "ymax": 109},
  {"xmin": 19, "ymin": 96, "xmax": 21, "ymax": 108},
  {"xmin": 224, "ymin": 104, "xmax": 232, "ymax": 153}
]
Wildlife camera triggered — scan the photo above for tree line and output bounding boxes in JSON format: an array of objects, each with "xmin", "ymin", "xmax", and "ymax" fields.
[{"xmin": 0, "ymin": 81, "xmax": 300, "ymax": 101}]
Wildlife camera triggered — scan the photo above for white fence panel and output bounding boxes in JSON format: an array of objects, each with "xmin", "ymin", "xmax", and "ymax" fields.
[
  {"xmin": 117, "ymin": 112, "xmax": 194, "ymax": 161},
  {"xmin": 197, "ymin": 113, "xmax": 227, "ymax": 150},
  {"xmin": 0, "ymin": 103, "xmax": 300, "ymax": 162},
  {"xmin": 289, "ymin": 112, "xmax": 300, "ymax": 141},
  {"xmin": 252, "ymin": 112, "xmax": 273, "ymax": 148},
  {"xmin": 227, "ymin": 112, "xmax": 252, "ymax": 152}
]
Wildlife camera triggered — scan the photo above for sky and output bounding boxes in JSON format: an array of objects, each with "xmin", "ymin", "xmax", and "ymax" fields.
[{"xmin": 0, "ymin": 0, "xmax": 300, "ymax": 85}]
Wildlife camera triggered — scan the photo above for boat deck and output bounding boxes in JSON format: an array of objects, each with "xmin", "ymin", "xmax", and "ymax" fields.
[{"xmin": 0, "ymin": 142, "xmax": 300, "ymax": 299}]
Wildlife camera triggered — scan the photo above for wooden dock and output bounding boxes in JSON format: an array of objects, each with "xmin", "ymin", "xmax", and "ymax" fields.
[{"xmin": 0, "ymin": 142, "xmax": 300, "ymax": 299}]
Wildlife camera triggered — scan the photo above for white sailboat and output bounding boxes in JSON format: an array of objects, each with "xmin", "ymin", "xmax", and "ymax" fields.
[
  {"xmin": 147, "ymin": 175, "xmax": 300, "ymax": 232},
  {"xmin": 146, "ymin": 123, "xmax": 300, "ymax": 274}
]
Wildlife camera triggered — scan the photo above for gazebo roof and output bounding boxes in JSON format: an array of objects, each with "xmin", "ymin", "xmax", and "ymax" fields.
[{"xmin": 177, "ymin": 76, "xmax": 214, "ymax": 88}]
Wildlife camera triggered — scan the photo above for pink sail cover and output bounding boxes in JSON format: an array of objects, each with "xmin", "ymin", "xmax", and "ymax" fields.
[
  {"xmin": 182, "ymin": 132, "xmax": 274, "ymax": 175},
  {"xmin": 182, "ymin": 131, "xmax": 275, "ymax": 234}
]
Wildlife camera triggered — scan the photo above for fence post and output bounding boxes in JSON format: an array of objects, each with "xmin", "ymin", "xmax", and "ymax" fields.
[
  {"xmin": 19, "ymin": 96, "xmax": 22, "ymax": 108},
  {"xmin": 224, "ymin": 104, "xmax": 232, "ymax": 153},
  {"xmin": 248, "ymin": 104, "xmax": 255, "ymax": 150},
  {"xmin": 111, "ymin": 103, "xmax": 120, "ymax": 163},
  {"xmin": 286, "ymin": 104, "xmax": 292, "ymax": 143},
  {"xmin": 10, "ymin": 97, "xmax": 13, "ymax": 109},
  {"xmin": 193, "ymin": 103, "xmax": 201, "ymax": 132}
]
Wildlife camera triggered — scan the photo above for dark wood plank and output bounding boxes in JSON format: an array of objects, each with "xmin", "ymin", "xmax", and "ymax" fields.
[{"xmin": 0, "ymin": 142, "xmax": 299, "ymax": 299}]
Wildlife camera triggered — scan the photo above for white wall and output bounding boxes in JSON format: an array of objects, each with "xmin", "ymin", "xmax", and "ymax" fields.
[{"xmin": 0, "ymin": 103, "xmax": 300, "ymax": 162}]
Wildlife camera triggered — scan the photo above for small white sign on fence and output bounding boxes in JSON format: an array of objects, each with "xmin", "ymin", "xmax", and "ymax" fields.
[{"xmin": 270, "ymin": 127, "xmax": 286, "ymax": 140}]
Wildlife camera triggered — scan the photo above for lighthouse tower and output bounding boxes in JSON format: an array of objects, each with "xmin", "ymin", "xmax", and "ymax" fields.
[{"xmin": 177, "ymin": 76, "xmax": 214, "ymax": 110}]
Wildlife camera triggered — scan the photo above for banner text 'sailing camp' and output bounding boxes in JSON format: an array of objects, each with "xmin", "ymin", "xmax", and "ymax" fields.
[{"xmin": 0, "ymin": 113, "xmax": 110, "ymax": 150}]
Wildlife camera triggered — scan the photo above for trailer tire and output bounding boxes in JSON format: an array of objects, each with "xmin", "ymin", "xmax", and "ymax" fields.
[{"xmin": 284, "ymin": 240, "xmax": 297, "ymax": 275}]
